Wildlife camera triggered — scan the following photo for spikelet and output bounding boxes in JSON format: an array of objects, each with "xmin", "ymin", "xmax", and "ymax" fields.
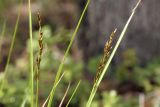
[
  {"xmin": 35, "ymin": 10, "xmax": 44, "ymax": 107},
  {"xmin": 94, "ymin": 29, "xmax": 117, "ymax": 84},
  {"xmin": 36, "ymin": 10, "xmax": 43, "ymax": 79}
]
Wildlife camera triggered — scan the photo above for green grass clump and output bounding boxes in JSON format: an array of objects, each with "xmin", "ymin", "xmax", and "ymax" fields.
[
  {"xmin": 47, "ymin": 0, "xmax": 90, "ymax": 106},
  {"xmin": 0, "ymin": 0, "xmax": 22, "ymax": 91},
  {"xmin": 0, "ymin": 0, "xmax": 143, "ymax": 106}
]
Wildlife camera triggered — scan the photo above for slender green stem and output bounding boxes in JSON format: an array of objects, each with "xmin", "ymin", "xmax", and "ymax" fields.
[
  {"xmin": 21, "ymin": 95, "xmax": 28, "ymax": 107},
  {"xmin": 42, "ymin": 72, "xmax": 65, "ymax": 107},
  {"xmin": 0, "ymin": 1, "xmax": 22, "ymax": 91},
  {"xmin": 86, "ymin": 0, "xmax": 141, "ymax": 106},
  {"xmin": 66, "ymin": 80, "xmax": 81, "ymax": 107},
  {"xmin": 59, "ymin": 83, "xmax": 71, "ymax": 107},
  {"xmin": 36, "ymin": 75, "xmax": 39, "ymax": 107},
  {"xmin": 28, "ymin": 0, "xmax": 34, "ymax": 106},
  {"xmin": 47, "ymin": 0, "xmax": 90, "ymax": 107},
  {"xmin": 0, "ymin": 21, "xmax": 6, "ymax": 63}
]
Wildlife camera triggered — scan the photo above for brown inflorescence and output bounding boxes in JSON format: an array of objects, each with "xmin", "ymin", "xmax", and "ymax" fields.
[
  {"xmin": 94, "ymin": 29, "xmax": 117, "ymax": 84},
  {"xmin": 36, "ymin": 11, "xmax": 43, "ymax": 80}
]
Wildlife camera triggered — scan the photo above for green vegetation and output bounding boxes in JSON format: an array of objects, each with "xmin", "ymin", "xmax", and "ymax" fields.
[
  {"xmin": 47, "ymin": 0, "xmax": 90, "ymax": 106},
  {"xmin": 0, "ymin": 0, "xmax": 22, "ymax": 91},
  {"xmin": 86, "ymin": 1, "xmax": 141, "ymax": 106},
  {"xmin": 0, "ymin": 0, "xmax": 160, "ymax": 107}
]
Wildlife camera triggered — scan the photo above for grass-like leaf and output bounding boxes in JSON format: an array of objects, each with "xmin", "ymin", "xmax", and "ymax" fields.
[
  {"xmin": 59, "ymin": 83, "xmax": 71, "ymax": 107},
  {"xmin": 0, "ymin": 0, "xmax": 22, "ymax": 91},
  {"xmin": 20, "ymin": 95, "xmax": 28, "ymax": 107},
  {"xmin": 42, "ymin": 72, "xmax": 65, "ymax": 107},
  {"xmin": 0, "ymin": 20, "xmax": 6, "ymax": 63},
  {"xmin": 66, "ymin": 80, "xmax": 81, "ymax": 107},
  {"xmin": 86, "ymin": 0, "xmax": 141, "ymax": 106},
  {"xmin": 47, "ymin": 0, "xmax": 90, "ymax": 107},
  {"xmin": 28, "ymin": 0, "xmax": 34, "ymax": 106}
]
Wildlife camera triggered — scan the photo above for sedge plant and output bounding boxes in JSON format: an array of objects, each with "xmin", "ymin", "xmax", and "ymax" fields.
[
  {"xmin": 0, "ymin": 0, "xmax": 142, "ymax": 106},
  {"xmin": 47, "ymin": 0, "xmax": 90, "ymax": 107},
  {"xmin": 86, "ymin": 0, "xmax": 142, "ymax": 106}
]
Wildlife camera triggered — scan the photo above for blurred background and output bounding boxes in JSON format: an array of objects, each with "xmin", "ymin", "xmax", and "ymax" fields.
[{"xmin": 0, "ymin": 0, "xmax": 160, "ymax": 107}]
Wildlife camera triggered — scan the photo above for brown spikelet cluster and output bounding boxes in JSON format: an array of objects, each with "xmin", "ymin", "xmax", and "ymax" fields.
[
  {"xmin": 36, "ymin": 11, "xmax": 43, "ymax": 79},
  {"xmin": 94, "ymin": 29, "xmax": 117, "ymax": 84}
]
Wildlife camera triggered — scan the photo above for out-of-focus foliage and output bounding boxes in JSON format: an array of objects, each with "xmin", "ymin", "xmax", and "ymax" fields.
[
  {"xmin": 116, "ymin": 49, "xmax": 160, "ymax": 92},
  {"xmin": 0, "ymin": 65, "xmax": 28, "ymax": 107},
  {"xmin": 0, "ymin": 0, "xmax": 19, "ymax": 12},
  {"xmin": 89, "ymin": 90, "xmax": 139, "ymax": 107}
]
